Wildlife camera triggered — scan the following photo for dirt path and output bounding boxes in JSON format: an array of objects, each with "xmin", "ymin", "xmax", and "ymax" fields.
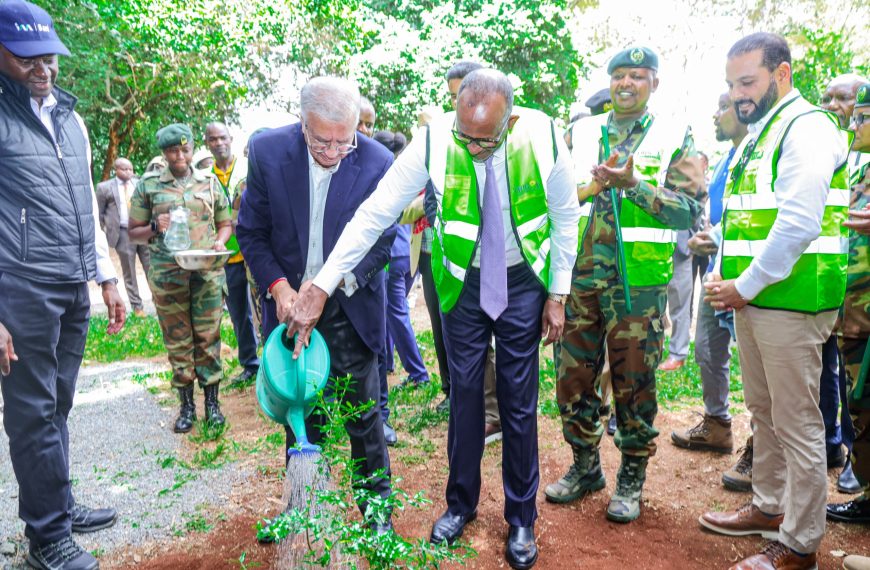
[{"xmin": 103, "ymin": 394, "xmax": 869, "ymax": 569}]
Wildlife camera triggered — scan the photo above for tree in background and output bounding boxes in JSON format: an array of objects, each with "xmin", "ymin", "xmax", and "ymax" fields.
[
  {"xmin": 787, "ymin": 25, "xmax": 870, "ymax": 105},
  {"xmin": 37, "ymin": 0, "xmax": 290, "ymax": 180}
]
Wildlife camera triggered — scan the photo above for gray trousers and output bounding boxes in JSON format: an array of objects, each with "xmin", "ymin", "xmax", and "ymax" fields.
[
  {"xmin": 666, "ymin": 240, "xmax": 706, "ymax": 360},
  {"xmin": 694, "ymin": 294, "xmax": 733, "ymax": 419},
  {"xmin": 116, "ymin": 227, "xmax": 150, "ymax": 310}
]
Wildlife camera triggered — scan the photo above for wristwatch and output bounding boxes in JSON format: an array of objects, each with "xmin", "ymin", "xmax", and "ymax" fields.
[
  {"xmin": 100, "ymin": 278, "xmax": 119, "ymax": 287},
  {"xmin": 547, "ymin": 293, "xmax": 567, "ymax": 305},
  {"xmin": 150, "ymin": 219, "xmax": 159, "ymax": 234}
]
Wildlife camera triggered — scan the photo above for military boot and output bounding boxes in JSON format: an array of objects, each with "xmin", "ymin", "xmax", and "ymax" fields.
[
  {"xmin": 204, "ymin": 384, "xmax": 225, "ymax": 426},
  {"xmin": 606, "ymin": 455, "xmax": 648, "ymax": 523},
  {"xmin": 544, "ymin": 447, "xmax": 606, "ymax": 504},
  {"xmin": 671, "ymin": 414, "xmax": 733, "ymax": 453},
  {"xmin": 174, "ymin": 385, "xmax": 196, "ymax": 433},
  {"xmin": 722, "ymin": 436, "xmax": 753, "ymax": 492}
]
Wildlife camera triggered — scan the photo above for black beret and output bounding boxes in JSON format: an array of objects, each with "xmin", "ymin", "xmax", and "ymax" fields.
[{"xmin": 585, "ymin": 88, "xmax": 612, "ymax": 116}]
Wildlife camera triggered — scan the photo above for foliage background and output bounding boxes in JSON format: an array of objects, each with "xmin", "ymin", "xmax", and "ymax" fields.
[{"xmin": 32, "ymin": 0, "xmax": 870, "ymax": 180}]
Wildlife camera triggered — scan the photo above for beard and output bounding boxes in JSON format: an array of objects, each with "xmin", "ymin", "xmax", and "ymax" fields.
[{"xmin": 734, "ymin": 79, "xmax": 778, "ymax": 124}]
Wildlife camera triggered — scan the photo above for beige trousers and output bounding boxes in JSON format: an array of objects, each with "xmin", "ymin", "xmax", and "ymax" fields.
[{"xmin": 735, "ymin": 305, "xmax": 837, "ymax": 554}]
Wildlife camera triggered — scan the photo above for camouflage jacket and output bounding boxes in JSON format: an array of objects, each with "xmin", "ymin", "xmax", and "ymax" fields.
[
  {"xmin": 575, "ymin": 112, "xmax": 707, "ymax": 291},
  {"xmin": 843, "ymin": 152, "xmax": 870, "ymax": 338},
  {"xmin": 129, "ymin": 166, "xmax": 230, "ymax": 269}
]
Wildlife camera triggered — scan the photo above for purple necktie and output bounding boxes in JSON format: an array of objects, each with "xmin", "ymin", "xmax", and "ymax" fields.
[{"xmin": 479, "ymin": 156, "xmax": 508, "ymax": 320}]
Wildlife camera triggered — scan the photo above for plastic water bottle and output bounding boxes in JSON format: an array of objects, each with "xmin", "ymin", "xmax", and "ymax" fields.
[{"xmin": 164, "ymin": 207, "xmax": 191, "ymax": 251}]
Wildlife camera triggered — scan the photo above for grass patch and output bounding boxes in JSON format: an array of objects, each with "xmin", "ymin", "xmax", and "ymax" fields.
[
  {"xmin": 84, "ymin": 313, "xmax": 237, "ymax": 363},
  {"xmin": 657, "ymin": 339, "xmax": 743, "ymax": 407}
]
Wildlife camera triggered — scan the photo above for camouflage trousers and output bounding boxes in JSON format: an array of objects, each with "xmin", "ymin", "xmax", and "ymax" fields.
[
  {"xmin": 555, "ymin": 283, "xmax": 666, "ymax": 457},
  {"xmin": 840, "ymin": 336, "xmax": 870, "ymax": 493},
  {"xmin": 149, "ymin": 265, "xmax": 225, "ymax": 388}
]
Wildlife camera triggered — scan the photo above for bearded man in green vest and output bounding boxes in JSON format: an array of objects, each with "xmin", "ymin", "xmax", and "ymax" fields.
[
  {"xmin": 546, "ymin": 46, "xmax": 707, "ymax": 524},
  {"xmin": 700, "ymin": 33, "xmax": 850, "ymax": 570},
  {"xmin": 287, "ymin": 69, "xmax": 581, "ymax": 570}
]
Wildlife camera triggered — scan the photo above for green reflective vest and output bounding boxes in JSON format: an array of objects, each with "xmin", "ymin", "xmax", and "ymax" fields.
[
  {"xmin": 721, "ymin": 94, "xmax": 849, "ymax": 314},
  {"xmin": 427, "ymin": 107, "xmax": 556, "ymax": 313},
  {"xmin": 570, "ymin": 112, "xmax": 686, "ymax": 286}
]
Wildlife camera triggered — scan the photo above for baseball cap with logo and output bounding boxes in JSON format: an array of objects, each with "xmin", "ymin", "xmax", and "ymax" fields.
[{"xmin": 0, "ymin": 0, "xmax": 70, "ymax": 58}]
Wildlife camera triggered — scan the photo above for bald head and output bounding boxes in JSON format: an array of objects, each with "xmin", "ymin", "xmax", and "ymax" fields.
[
  {"xmin": 455, "ymin": 69, "xmax": 518, "ymax": 162},
  {"xmin": 358, "ymin": 96, "xmax": 376, "ymax": 138},
  {"xmin": 205, "ymin": 122, "xmax": 233, "ymax": 164},
  {"xmin": 114, "ymin": 158, "xmax": 134, "ymax": 182},
  {"xmin": 822, "ymin": 74, "xmax": 869, "ymax": 128}
]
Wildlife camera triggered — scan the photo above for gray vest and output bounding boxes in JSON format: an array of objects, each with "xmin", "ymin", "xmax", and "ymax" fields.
[{"xmin": 0, "ymin": 74, "xmax": 96, "ymax": 283}]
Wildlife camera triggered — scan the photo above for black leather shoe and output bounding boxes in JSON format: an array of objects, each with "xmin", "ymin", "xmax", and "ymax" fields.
[
  {"xmin": 827, "ymin": 498, "xmax": 870, "ymax": 524},
  {"xmin": 607, "ymin": 414, "xmax": 617, "ymax": 437},
  {"xmin": 436, "ymin": 396, "xmax": 450, "ymax": 414},
  {"xmin": 429, "ymin": 510, "xmax": 477, "ymax": 545},
  {"xmin": 371, "ymin": 518, "xmax": 393, "ymax": 536},
  {"xmin": 506, "ymin": 525, "xmax": 538, "ymax": 569},
  {"xmin": 71, "ymin": 501, "xmax": 117, "ymax": 533},
  {"xmin": 174, "ymin": 385, "xmax": 196, "ymax": 433},
  {"xmin": 838, "ymin": 460, "xmax": 863, "ymax": 494},
  {"xmin": 228, "ymin": 367, "xmax": 257, "ymax": 388},
  {"xmin": 827, "ymin": 445, "xmax": 846, "ymax": 469},
  {"xmin": 383, "ymin": 421, "xmax": 398, "ymax": 446}
]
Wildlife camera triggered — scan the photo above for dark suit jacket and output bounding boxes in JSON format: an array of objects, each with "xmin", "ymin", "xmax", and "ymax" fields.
[
  {"xmin": 96, "ymin": 176, "xmax": 138, "ymax": 248},
  {"xmin": 236, "ymin": 123, "xmax": 396, "ymax": 355}
]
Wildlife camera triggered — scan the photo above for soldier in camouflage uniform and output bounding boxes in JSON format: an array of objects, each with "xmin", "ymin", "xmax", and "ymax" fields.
[
  {"xmin": 546, "ymin": 47, "xmax": 707, "ymax": 523},
  {"xmin": 128, "ymin": 124, "xmax": 233, "ymax": 433},
  {"xmin": 827, "ymin": 83, "xmax": 870, "ymax": 525}
]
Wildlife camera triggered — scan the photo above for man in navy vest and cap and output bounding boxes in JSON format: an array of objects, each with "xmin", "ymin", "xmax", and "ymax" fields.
[{"xmin": 0, "ymin": 2, "xmax": 125, "ymax": 569}]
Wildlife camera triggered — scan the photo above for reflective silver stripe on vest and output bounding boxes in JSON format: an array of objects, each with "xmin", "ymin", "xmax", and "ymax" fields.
[
  {"xmin": 724, "ymin": 235, "xmax": 847, "ymax": 257},
  {"xmin": 531, "ymin": 238, "xmax": 551, "ymax": 275},
  {"xmin": 726, "ymin": 188, "xmax": 850, "ymax": 210},
  {"xmin": 442, "ymin": 255, "xmax": 467, "ymax": 281},
  {"xmin": 620, "ymin": 227, "xmax": 677, "ymax": 243},
  {"xmin": 516, "ymin": 213, "xmax": 548, "ymax": 239},
  {"xmin": 443, "ymin": 220, "xmax": 479, "ymax": 242},
  {"xmin": 578, "ymin": 202, "xmax": 592, "ymax": 216}
]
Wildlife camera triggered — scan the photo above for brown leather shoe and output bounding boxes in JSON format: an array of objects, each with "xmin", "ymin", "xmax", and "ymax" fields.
[
  {"xmin": 730, "ymin": 541, "xmax": 816, "ymax": 569},
  {"xmin": 699, "ymin": 502, "xmax": 782, "ymax": 539},
  {"xmin": 484, "ymin": 422, "xmax": 502, "ymax": 445},
  {"xmin": 658, "ymin": 356, "xmax": 685, "ymax": 371}
]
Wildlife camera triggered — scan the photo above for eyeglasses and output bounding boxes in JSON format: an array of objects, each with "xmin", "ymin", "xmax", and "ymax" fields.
[
  {"xmin": 303, "ymin": 124, "xmax": 357, "ymax": 156},
  {"xmin": 451, "ymin": 118, "xmax": 510, "ymax": 150}
]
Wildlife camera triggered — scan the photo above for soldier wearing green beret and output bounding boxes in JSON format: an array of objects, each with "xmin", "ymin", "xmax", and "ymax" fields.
[
  {"xmin": 547, "ymin": 46, "xmax": 707, "ymax": 523},
  {"xmin": 827, "ymin": 82, "xmax": 870, "ymax": 530},
  {"xmin": 128, "ymin": 123, "xmax": 233, "ymax": 433}
]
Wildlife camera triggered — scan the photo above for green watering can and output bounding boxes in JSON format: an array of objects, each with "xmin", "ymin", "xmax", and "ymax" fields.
[{"xmin": 256, "ymin": 324, "xmax": 331, "ymax": 455}]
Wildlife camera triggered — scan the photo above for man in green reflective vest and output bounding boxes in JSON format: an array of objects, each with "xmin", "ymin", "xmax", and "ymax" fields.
[
  {"xmin": 827, "ymin": 82, "xmax": 870, "ymax": 529},
  {"xmin": 546, "ymin": 46, "xmax": 707, "ymax": 524},
  {"xmin": 700, "ymin": 33, "xmax": 849, "ymax": 570},
  {"xmin": 287, "ymin": 69, "xmax": 580, "ymax": 569}
]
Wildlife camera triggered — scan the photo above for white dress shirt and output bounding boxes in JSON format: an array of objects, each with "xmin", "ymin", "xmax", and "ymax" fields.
[
  {"xmin": 313, "ymin": 117, "xmax": 580, "ymax": 296},
  {"xmin": 731, "ymin": 90, "xmax": 848, "ymax": 300},
  {"xmin": 31, "ymin": 93, "xmax": 117, "ymax": 284},
  {"xmin": 117, "ymin": 178, "xmax": 132, "ymax": 227},
  {"xmin": 304, "ymin": 151, "xmax": 357, "ymax": 294}
]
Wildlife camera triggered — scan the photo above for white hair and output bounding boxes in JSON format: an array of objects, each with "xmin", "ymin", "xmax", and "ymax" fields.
[{"xmin": 300, "ymin": 76, "xmax": 361, "ymax": 126}]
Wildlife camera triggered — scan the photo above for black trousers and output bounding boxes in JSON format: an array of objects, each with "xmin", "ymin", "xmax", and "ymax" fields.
[
  {"xmin": 0, "ymin": 272, "xmax": 90, "ymax": 545},
  {"xmin": 419, "ymin": 252, "xmax": 451, "ymax": 394},
  {"xmin": 284, "ymin": 297, "xmax": 391, "ymax": 513},
  {"xmin": 441, "ymin": 265, "xmax": 545, "ymax": 527}
]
